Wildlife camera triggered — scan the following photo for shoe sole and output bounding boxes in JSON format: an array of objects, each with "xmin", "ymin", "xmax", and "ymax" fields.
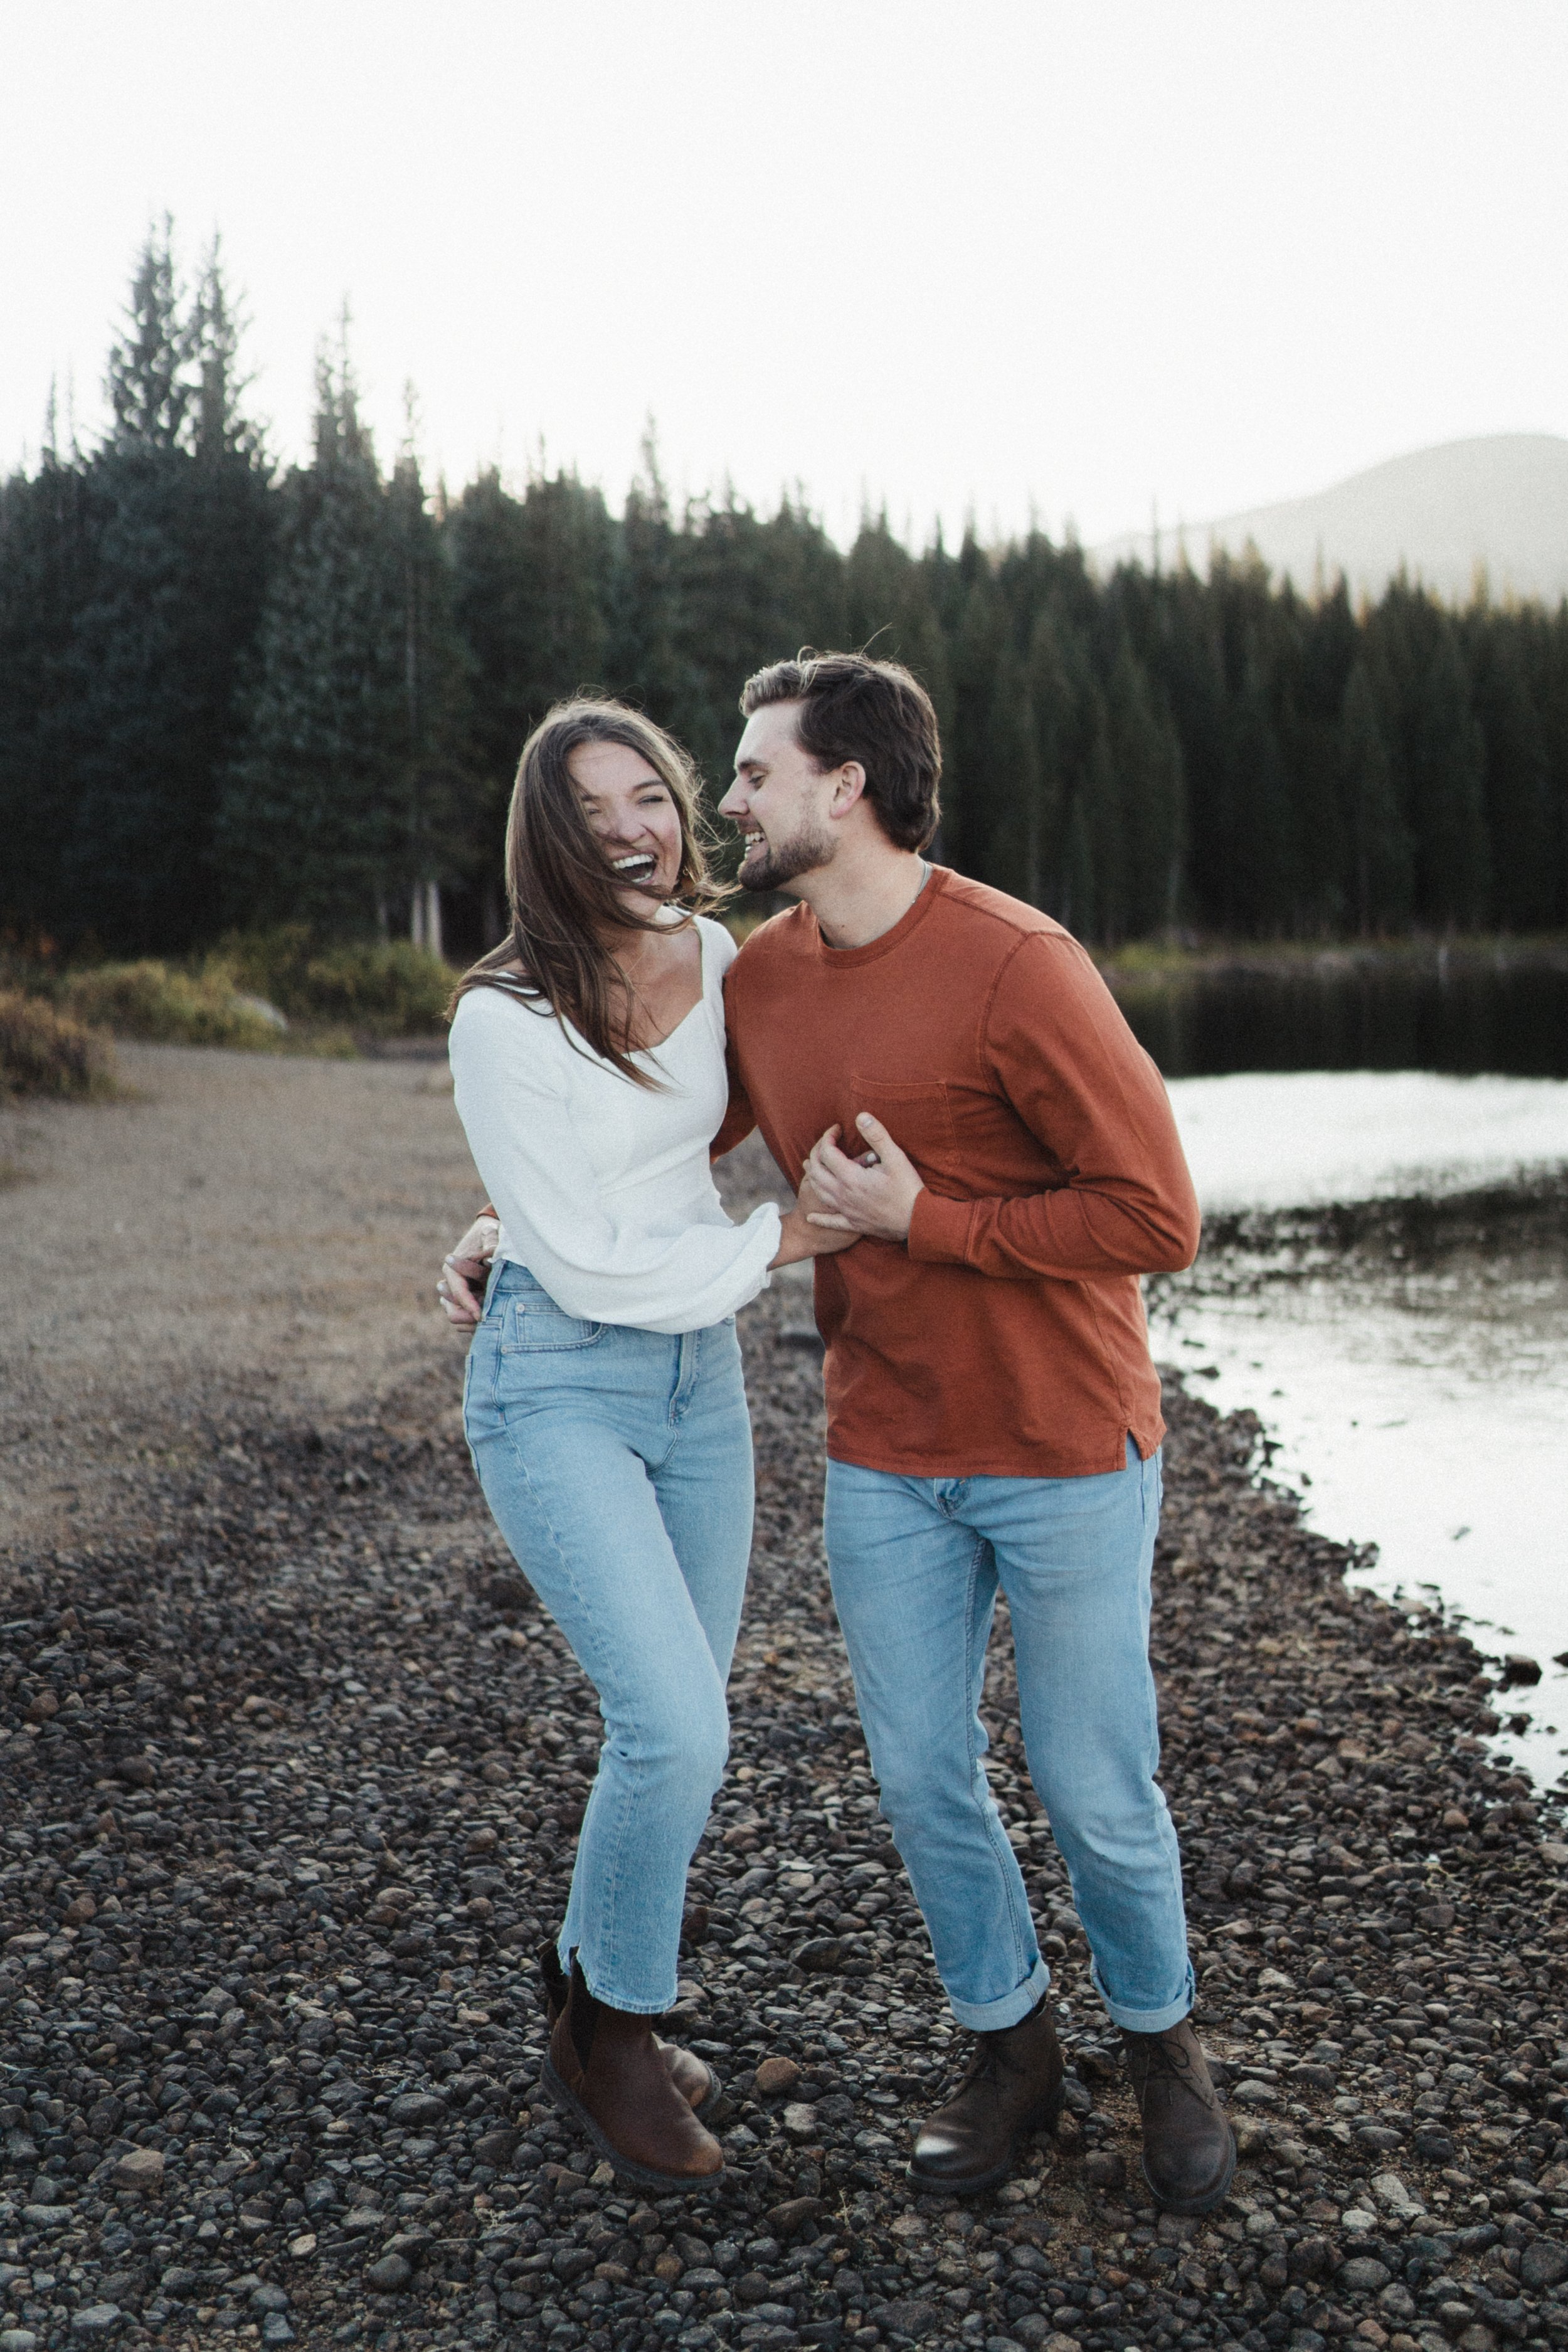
[
  {"xmin": 904, "ymin": 2085, "xmax": 1066, "ymax": 2198},
  {"xmin": 1141, "ymin": 2122, "xmax": 1238, "ymax": 2217},
  {"xmin": 539, "ymin": 2055, "xmax": 726, "ymax": 2193}
]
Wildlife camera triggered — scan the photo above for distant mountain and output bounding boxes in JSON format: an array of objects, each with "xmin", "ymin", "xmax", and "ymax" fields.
[{"xmin": 1093, "ymin": 433, "xmax": 1568, "ymax": 607}]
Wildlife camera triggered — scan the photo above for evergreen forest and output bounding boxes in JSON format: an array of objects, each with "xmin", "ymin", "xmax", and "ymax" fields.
[{"xmin": 4, "ymin": 231, "xmax": 1566, "ymax": 962}]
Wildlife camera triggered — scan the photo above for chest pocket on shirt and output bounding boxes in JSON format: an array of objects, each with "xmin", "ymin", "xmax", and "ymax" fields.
[
  {"xmin": 501, "ymin": 1296, "xmax": 606, "ymax": 1353},
  {"xmin": 847, "ymin": 1076, "xmax": 961, "ymax": 1192}
]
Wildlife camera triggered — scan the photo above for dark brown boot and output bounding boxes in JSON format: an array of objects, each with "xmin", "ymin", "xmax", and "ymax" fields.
[
  {"xmin": 536, "ymin": 1941, "xmax": 721, "ymax": 2117},
  {"xmin": 909, "ymin": 1989, "xmax": 1065, "ymax": 2193},
  {"xmin": 543, "ymin": 1957, "xmax": 724, "ymax": 2190},
  {"xmin": 1121, "ymin": 2018, "xmax": 1236, "ymax": 2215}
]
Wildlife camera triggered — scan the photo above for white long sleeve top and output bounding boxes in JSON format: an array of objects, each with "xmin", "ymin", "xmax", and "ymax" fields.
[{"xmin": 448, "ymin": 914, "xmax": 780, "ymax": 1335}]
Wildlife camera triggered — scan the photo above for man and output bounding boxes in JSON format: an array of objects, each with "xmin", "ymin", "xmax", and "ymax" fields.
[{"xmin": 443, "ymin": 654, "xmax": 1232, "ymax": 2213}]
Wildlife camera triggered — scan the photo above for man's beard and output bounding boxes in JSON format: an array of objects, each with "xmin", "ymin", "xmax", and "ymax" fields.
[{"xmin": 739, "ymin": 820, "xmax": 834, "ymax": 894}]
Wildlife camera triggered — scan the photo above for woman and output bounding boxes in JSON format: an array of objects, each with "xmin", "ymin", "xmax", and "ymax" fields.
[{"xmin": 447, "ymin": 698, "xmax": 850, "ymax": 2190}]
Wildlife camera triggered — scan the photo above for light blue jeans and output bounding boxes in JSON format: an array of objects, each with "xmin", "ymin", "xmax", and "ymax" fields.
[
  {"xmin": 825, "ymin": 1440, "xmax": 1193, "ymax": 2035},
  {"xmin": 463, "ymin": 1261, "xmax": 753, "ymax": 2013}
]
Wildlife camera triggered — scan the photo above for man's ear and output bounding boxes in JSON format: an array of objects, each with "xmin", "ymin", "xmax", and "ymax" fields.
[{"xmin": 829, "ymin": 761, "xmax": 868, "ymax": 817}]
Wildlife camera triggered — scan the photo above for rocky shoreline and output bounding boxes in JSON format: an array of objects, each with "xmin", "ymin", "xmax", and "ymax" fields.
[{"xmin": 3, "ymin": 1276, "xmax": 1567, "ymax": 2352}]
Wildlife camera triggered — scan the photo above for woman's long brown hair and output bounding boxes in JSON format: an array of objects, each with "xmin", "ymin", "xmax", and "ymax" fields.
[{"xmin": 451, "ymin": 699, "xmax": 731, "ymax": 1085}]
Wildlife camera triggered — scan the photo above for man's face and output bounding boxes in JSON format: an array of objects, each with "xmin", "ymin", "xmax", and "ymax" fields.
[{"xmin": 720, "ymin": 700, "xmax": 837, "ymax": 894}]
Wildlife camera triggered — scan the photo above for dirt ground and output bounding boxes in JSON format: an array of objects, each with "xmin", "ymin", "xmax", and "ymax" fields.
[{"xmin": 1, "ymin": 1044, "xmax": 512, "ymax": 1559}]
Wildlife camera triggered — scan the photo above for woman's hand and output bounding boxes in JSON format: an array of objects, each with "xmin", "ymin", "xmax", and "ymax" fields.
[
  {"xmin": 768, "ymin": 1173, "xmax": 859, "ymax": 1267},
  {"xmin": 803, "ymin": 1113, "xmax": 925, "ymax": 1242},
  {"xmin": 437, "ymin": 1214, "xmax": 499, "ymax": 1325}
]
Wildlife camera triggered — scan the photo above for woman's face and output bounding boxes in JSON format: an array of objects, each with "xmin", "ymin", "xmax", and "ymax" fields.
[{"xmin": 568, "ymin": 740, "xmax": 685, "ymax": 919}]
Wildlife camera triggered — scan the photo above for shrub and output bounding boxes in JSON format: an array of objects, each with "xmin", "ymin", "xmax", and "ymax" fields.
[
  {"xmin": 0, "ymin": 990, "xmax": 116, "ymax": 1099},
  {"xmin": 297, "ymin": 939, "xmax": 451, "ymax": 1032},
  {"xmin": 216, "ymin": 928, "xmax": 452, "ymax": 1034},
  {"xmin": 60, "ymin": 960, "xmax": 289, "ymax": 1050}
]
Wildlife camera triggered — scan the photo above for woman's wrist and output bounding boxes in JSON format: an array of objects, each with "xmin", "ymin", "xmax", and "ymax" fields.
[
  {"xmin": 768, "ymin": 1207, "xmax": 810, "ymax": 1269},
  {"xmin": 769, "ymin": 1204, "xmax": 850, "ymax": 1268}
]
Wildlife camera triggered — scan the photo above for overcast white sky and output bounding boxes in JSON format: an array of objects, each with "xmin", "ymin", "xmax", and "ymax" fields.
[{"xmin": 5, "ymin": 1, "xmax": 1566, "ymax": 547}]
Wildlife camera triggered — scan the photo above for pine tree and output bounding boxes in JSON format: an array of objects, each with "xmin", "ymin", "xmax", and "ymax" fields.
[
  {"xmin": 63, "ymin": 227, "xmax": 275, "ymax": 951},
  {"xmin": 1467, "ymin": 613, "xmax": 1553, "ymax": 931},
  {"xmin": 1409, "ymin": 617, "xmax": 1490, "ymax": 928},
  {"xmin": 1059, "ymin": 708, "xmax": 1109, "ymax": 940},
  {"xmin": 608, "ymin": 426, "xmax": 688, "ymax": 731},
  {"xmin": 0, "ymin": 432, "xmax": 105, "ymax": 941},
  {"xmin": 1338, "ymin": 658, "xmax": 1411, "ymax": 935},
  {"xmin": 976, "ymin": 639, "xmax": 1041, "ymax": 901},
  {"xmin": 945, "ymin": 541, "xmax": 1010, "ymax": 882},
  {"xmin": 1527, "ymin": 607, "xmax": 1568, "ymax": 931},
  {"xmin": 445, "ymin": 465, "xmax": 613, "ymax": 934},
  {"xmin": 1142, "ymin": 565, "xmax": 1231, "ymax": 933},
  {"xmin": 1291, "ymin": 580, "xmax": 1360, "ymax": 933},
  {"xmin": 674, "ymin": 490, "xmax": 849, "ymax": 792},
  {"xmin": 388, "ymin": 425, "xmax": 469, "ymax": 949},
  {"xmin": 844, "ymin": 514, "xmax": 952, "ymax": 773},
  {"xmin": 103, "ymin": 221, "xmax": 191, "ymax": 450},
  {"xmin": 1104, "ymin": 642, "xmax": 1185, "ymax": 940},
  {"xmin": 1226, "ymin": 667, "xmax": 1296, "ymax": 935},
  {"xmin": 450, "ymin": 466, "xmax": 613, "ymax": 753},
  {"xmin": 217, "ymin": 340, "xmax": 410, "ymax": 932}
]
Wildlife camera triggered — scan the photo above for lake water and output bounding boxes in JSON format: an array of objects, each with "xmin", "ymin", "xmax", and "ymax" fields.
[
  {"xmin": 1152, "ymin": 1066, "xmax": 1568, "ymax": 1787},
  {"xmin": 1116, "ymin": 948, "xmax": 1568, "ymax": 1079}
]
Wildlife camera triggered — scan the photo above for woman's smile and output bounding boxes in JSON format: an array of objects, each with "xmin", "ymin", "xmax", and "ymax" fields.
[{"xmin": 609, "ymin": 849, "xmax": 660, "ymax": 886}]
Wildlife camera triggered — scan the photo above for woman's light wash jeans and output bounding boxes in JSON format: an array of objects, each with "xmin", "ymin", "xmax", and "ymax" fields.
[
  {"xmin": 825, "ymin": 1439, "xmax": 1192, "ymax": 2035},
  {"xmin": 464, "ymin": 1261, "xmax": 753, "ymax": 2013}
]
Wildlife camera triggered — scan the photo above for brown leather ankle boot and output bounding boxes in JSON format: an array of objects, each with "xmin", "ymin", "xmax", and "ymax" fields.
[
  {"xmin": 536, "ymin": 1941, "xmax": 721, "ymax": 2116},
  {"xmin": 909, "ymin": 1988, "xmax": 1065, "ymax": 2193},
  {"xmin": 543, "ymin": 1956, "xmax": 724, "ymax": 2190},
  {"xmin": 1121, "ymin": 2018, "xmax": 1236, "ymax": 2215}
]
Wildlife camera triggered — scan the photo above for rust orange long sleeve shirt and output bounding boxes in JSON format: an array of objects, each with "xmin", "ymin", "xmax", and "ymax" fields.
[{"xmin": 716, "ymin": 866, "xmax": 1201, "ymax": 1478}]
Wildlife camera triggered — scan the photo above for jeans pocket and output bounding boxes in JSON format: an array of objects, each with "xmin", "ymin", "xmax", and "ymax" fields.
[{"xmin": 501, "ymin": 1296, "xmax": 606, "ymax": 1353}]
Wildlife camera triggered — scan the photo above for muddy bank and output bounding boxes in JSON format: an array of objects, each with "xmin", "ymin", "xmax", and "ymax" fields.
[{"xmin": 3, "ymin": 1256, "xmax": 1568, "ymax": 2352}]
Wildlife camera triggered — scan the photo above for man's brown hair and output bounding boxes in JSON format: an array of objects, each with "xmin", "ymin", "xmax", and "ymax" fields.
[{"xmin": 739, "ymin": 650, "xmax": 942, "ymax": 852}]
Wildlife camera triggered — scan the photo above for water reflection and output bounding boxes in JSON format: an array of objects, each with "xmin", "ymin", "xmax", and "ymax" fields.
[
  {"xmin": 1155, "ymin": 1074, "xmax": 1568, "ymax": 1784},
  {"xmin": 1118, "ymin": 949, "xmax": 1568, "ymax": 1079},
  {"xmin": 1170, "ymin": 1069, "xmax": 1568, "ymax": 1213}
]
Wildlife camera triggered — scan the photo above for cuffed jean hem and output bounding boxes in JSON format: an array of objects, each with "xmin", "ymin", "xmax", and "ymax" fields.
[
  {"xmin": 948, "ymin": 1954, "xmax": 1052, "ymax": 2033},
  {"xmin": 564, "ymin": 1942, "xmax": 669, "ymax": 2017},
  {"xmin": 1092, "ymin": 1952, "xmax": 1195, "ymax": 2035}
]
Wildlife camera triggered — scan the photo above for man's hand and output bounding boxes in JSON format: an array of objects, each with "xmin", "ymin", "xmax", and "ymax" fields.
[
  {"xmin": 803, "ymin": 1113, "xmax": 925, "ymax": 1242},
  {"xmin": 437, "ymin": 1214, "xmax": 499, "ymax": 1327}
]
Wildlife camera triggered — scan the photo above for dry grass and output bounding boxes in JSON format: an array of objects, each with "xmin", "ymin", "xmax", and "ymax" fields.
[
  {"xmin": 0, "ymin": 987, "xmax": 117, "ymax": 1099},
  {"xmin": 215, "ymin": 926, "xmax": 453, "ymax": 1034},
  {"xmin": 60, "ymin": 958, "xmax": 297, "ymax": 1049}
]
